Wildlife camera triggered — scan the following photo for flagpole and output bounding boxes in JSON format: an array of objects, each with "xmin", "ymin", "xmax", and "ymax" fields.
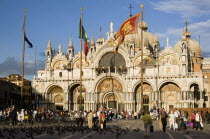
[
  {"xmin": 140, "ymin": 4, "xmax": 144, "ymax": 112},
  {"xmin": 21, "ymin": 9, "xmax": 26, "ymax": 109},
  {"xmin": 79, "ymin": 8, "xmax": 83, "ymax": 111}
]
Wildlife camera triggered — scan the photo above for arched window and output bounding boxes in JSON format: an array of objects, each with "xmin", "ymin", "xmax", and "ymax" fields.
[{"xmin": 59, "ymin": 72, "xmax": 62, "ymax": 77}]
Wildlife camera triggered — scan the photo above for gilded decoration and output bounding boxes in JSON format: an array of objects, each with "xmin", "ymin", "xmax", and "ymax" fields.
[
  {"xmin": 53, "ymin": 60, "xmax": 67, "ymax": 70},
  {"xmin": 137, "ymin": 84, "xmax": 153, "ymax": 92},
  {"xmin": 161, "ymin": 83, "xmax": 180, "ymax": 92},
  {"xmin": 48, "ymin": 86, "xmax": 63, "ymax": 94},
  {"xmin": 54, "ymin": 94, "xmax": 64, "ymax": 103},
  {"xmin": 134, "ymin": 56, "xmax": 154, "ymax": 67},
  {"xmin": 73, "ymin": 86, "xmax": 86, "ymax": 93},
  {"xmin": 98, "ymin": 78, "xmax": 122, "ymax": 93},
  {"xmin": 159, "ymin": 55, "xmax": 178, "ymax": 65},
  {"xmin": 167, "ymin": 95, "xmax": 176, "ymax": 101},
  {"xmin": 73, "ymin": 59, "xmax": 89, "ymax": 69}
]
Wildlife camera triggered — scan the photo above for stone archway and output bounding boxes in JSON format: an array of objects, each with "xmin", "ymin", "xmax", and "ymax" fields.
[
  {"xmin": 97, "ymin": 78, "xmax": 122, "ymax": 110},
  {"xmin": 68, "ymin": 84, "xmax": 86, "ymax": 111},
  {"xmin": 46, "ymin": 85, "xmax": 64, "ymax": 110},
  {"xmin": 103, "ymin": 92, "xmax": 118, "ymax": 109},
  {"xmin": 190, "ymin": 83, "xmax": 200, "ymax": 108},
  {"xmin": 160, "ymin": 82, "xmax": 181, "ymax": 110},
  {"xmin": 134, "ymin": 83, "xmax": 153, "ymax": 111}
]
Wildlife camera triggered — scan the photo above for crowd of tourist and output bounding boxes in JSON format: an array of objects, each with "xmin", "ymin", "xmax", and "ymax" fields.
[{"xmin": 0, "ymin": 105, "xmax": 210, "ymax": 136}]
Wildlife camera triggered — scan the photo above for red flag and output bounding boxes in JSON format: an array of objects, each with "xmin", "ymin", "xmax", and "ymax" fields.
[{"xmin": 114, "ymin": 13, "xmax": 141, "ymax": 53}]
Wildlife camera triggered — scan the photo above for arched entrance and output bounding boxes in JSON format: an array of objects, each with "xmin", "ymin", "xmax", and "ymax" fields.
[
  {"xmin": 160, "ymin": 82, "xmax": 181, "ymax": 110},
  {"xmin": 134, "ymin": 83, "xmax": 153, "ymax": 112},
  {"xmin": 68, "ymin": 84, "xmax": 86, "ymax": 111},
  {"xmin": 47, "ymin": 85, "xmax": 64, "ymax": 110},
  {"xmin": 103, "ymin": 92, "xmax": 118, "ymax": 109},
  {"xmin": 97, "ymin": 78, "xmax": 122, "ymax": 110},
  {"xmin": 190, "ymin": 84, "xmax": 200, "ymax": 108}
]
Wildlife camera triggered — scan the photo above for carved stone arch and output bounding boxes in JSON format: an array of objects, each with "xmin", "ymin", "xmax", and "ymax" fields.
[
  {"xmin": 93, "ymin": 74, "xmax": 126, "ymax": 93},
  {"xmin": 54, "ymin": 94, "xmax": 64, "ymax": 103},
  {"xmin": 158, "ymin": 80, "xmax": 181, "ymax": 91},
  {"xmin": 94, "ymin": 47, "xmax": 130, "ymax": 68},
  {"xmin": 45, "ymin": 84, "xmax": 64, "ymax": 94},
  {"xmin": 132, "ymin": 80, "xmax": 154, "ymax": 92},
  {"xmin": 68, "ymin": 82, "xmax": 87, "ymax": 111},
  {"xmin": 188, "ymin": 82, "xmax": 201, "ymax": 91},
  {"xmin": 133, "ymin": 55, "xmax": 155, "ymax": 67},
  {"xmin": 159, "ymin": 54, "xmax": 179, "ymax": 66}
]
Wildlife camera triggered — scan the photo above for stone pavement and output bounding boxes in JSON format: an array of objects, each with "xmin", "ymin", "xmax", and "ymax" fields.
[{"xmin": 1, "ymin": 119, "xmax": 210, "ymax": 139}]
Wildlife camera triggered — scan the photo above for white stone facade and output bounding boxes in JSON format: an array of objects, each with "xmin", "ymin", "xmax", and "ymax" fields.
[{"xmin": 32, "ymin": 21, "xmax": 210, "ymax": 112}]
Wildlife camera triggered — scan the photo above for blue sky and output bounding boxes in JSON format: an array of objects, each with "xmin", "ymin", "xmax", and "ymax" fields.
[{"xmin": 0, "ymin": 0, "xmax": 210, "ymax": 80}]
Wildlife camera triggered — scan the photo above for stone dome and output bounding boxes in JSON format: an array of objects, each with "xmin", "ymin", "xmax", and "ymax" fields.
[{"xmin": 174, "ymin": 38, "xmax": 202, "ymax": 57}]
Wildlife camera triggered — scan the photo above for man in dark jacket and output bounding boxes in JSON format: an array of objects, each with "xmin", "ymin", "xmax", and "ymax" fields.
[
  {"xmin": 11, "ymin": 108, "xmax": 17, "ymax": 126},
  {"xmin": 160, "ymin": 108, "xmax": 168, "ymax": 132}
]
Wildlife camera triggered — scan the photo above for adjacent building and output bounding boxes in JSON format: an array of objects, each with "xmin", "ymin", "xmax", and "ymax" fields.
[
  {"xmin": 0, "ymin": 78, "xmax": 20, "ymax": 109},
  {"xmin": 2, "ymin": 74, "xmax": 33, "ymax": 109}
]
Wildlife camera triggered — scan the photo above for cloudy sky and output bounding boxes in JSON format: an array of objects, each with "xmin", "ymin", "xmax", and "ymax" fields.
[{"xmin": 0, "ymin": 0, "xmax": 210, "ymax": 80}]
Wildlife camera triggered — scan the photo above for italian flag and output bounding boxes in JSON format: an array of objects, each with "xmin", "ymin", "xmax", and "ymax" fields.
[{"xmin": 79, "ymin": 18, "xmax": 88, "ymax": 60}]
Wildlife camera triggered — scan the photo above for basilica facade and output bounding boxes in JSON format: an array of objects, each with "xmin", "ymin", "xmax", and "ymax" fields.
[{"xmin": 32, "ymin": 20, "xmax": 209, "ymax": 112}]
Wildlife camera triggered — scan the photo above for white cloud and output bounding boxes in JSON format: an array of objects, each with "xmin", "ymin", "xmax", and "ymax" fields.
[
  {"xmin": 158, "ymin": 20, "xmax": 210, "ymax": 52},
  {"xmin": 151, "ymin": 0, "xmax": 210, "ymax": 18}
]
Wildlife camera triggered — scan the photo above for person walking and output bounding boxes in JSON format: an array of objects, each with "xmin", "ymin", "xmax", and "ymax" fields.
[
  {"xmin": 160, "ymin": 108, "xmax": 168, "ymax": 132},
  {"xmin": 93, "ymin": 111, "xmax": 98, "ymax": 128},
  {"xmin": 142, "ymin": 111, "xmax": 153, "ymax": 137},
  {"xmin": 100, "ymin": 112, "xmax": 106, "ymax": 129},
  {"xmin": 174, "ymin": 109, "xmax": 180, "ymax": 130},
  {"xmin": 195, "ymin": 111, "xmax": 203, "ymax": 130},
  {"xmin": 87, "ymin": 110, "xmax": 93, "ymax": 129},
  {"xmin": 205, "ymin": 111, "xmax": 210, "ymax": 124},
  {"xmin": 190, "ymin": 111, "xmax": 196, "ymax": 129},
  {"xmin": 168, "ymin": 110, "xmax": 175, "ymax": 131}
]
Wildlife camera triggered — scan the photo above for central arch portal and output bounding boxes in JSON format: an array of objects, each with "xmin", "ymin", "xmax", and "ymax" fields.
[{"xmin": 97, "ymin": 78, "xmax": 122, "ymax": 110}]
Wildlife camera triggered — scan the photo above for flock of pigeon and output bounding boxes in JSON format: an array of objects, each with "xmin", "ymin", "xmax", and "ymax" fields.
[{"xmin": 0, "ymin": 120, "xmax": 141, "ymax": 139}]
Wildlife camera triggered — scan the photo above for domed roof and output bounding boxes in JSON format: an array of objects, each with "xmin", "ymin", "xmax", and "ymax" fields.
[
  {"xmin": 174, "ymin": 38, "xmax": 202, "ymax": 57},
  {"xmin": 123, "ymin": 21, "xmax": 158, "ymax": 49}
]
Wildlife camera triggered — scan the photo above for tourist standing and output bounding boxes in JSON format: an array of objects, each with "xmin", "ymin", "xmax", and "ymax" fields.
[
  {"xmin": 190, "ymin": 111, "xmax": 196, "ymax": 129},
  {"xmin": 142, "ymin": 111, "xmax": 153, "ymax": 137},
  {"xmin": 11, "ymin": 108, "xmax": 17, "ymax": 126},
  {"xmin": 195, "ymin": 111, "xmax": 203, "ymax": 130},
  {"xmin": 205, "ymin": 111, "xmax": 210, "ymax": 124},
  {"xmin": 100, "ymin": 112, "xmax": 106, "ymax": 129},
  {"xmin": 168, "ymin": 110, "xmax": 175, "ymax": 131},
  {"xmin": 174, "ymin": 109, "xmax": 180, "ymax": 130},
  {"xmin": 87, "ymin": 110, "xmax": 93, "ymax": 129},
  {"xmin": 160, "ymin": 108, "xmax": 168, "ymax": 132}
]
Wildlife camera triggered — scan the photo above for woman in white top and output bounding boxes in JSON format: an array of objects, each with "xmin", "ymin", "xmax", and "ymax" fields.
[
  {"xmin": 168, "ymin": 110, "xmax": 175, "ymax": 131},
  {"xmin": 195, "ymin": 111, "xmax": 203, "ymax": 130}
]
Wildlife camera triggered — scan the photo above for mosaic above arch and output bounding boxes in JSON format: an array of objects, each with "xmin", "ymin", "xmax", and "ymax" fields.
[
  {"xmin": 98, "ymin": 78, "xmax": 122, "ymax": 93},
  {"xmin": 159, "ymin": 55, "xmax": 178, "ymax": 65},
  {"xmin": 136, "ymin": 83, "xmax": 153, "ymax": 92},
  {"xmin": 134, "ymin": 56, "xmax": 154, "ymax": 67},
  {"xmin": 73, "ymin": 85, "xmax": 86, "ymax": 93},
  {"xmin": 160, "ymin": 83, "xmax": 180, "ymax": 92},
  {"xmin": 73, "ymin": 59, "xmax": 89, "ymax": 69},
  {"xmin": 53, "ymin": 60, "xmax": 67, "ymax": 70}
]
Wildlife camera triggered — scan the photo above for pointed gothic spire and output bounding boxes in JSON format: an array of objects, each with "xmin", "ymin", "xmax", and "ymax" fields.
[
  {"xmin": 68, "ymin": 37, "xmax": 74, "ymax": 48},
  {"xmin": 46, "ymin": 40, "xmax": 52, "ymax": 50},
  {"xmin": 58, "ymin": 44, "xmax": 63, "ymax": 54},
  {"xmin": 90, "ymin": 36, "xmax": 95, "ymax": 46}
]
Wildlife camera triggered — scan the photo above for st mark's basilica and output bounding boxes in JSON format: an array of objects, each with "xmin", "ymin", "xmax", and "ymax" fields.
[{"xmin": 32, "ymin": 15, "xmax": 210, "ymax": 112}]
